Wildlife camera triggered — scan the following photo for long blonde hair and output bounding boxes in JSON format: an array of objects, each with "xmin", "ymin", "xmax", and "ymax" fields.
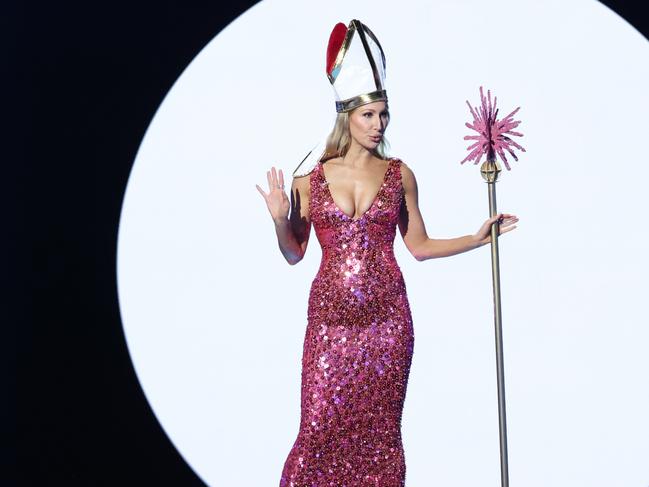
[{"xmin": 323, "ymin": 108, "xmax": 390, "ymax": 160}]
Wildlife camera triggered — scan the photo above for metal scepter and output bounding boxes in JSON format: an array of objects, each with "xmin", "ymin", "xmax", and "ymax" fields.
[{"xmin": 461, "ymin": 86, "xmax": 525, "ymax": 487}]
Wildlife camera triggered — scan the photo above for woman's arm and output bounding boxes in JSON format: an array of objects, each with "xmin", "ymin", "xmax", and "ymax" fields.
[
  {"xmin": 274, "ymin": 175, "xmax": 312, "ymax": 265},
  {"xmin": 256, "ymin": 166, "xmax": 312, "ymax": 265},
  {"xmin": 397, "ymin": 163, "xmax": 517, "ymax": 261}
]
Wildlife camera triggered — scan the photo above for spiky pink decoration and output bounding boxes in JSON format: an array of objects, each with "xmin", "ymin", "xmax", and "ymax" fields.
[{"xmin": 461, "ymin": 86, "xmax": 525, "ymax": 170}]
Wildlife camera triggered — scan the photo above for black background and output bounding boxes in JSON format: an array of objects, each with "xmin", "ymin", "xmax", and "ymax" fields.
[{"xmin": 9, "ymin": 1, "xmax": 648, "ymax": 485}]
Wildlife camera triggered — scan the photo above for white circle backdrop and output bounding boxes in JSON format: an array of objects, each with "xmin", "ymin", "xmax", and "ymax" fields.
[{"xmin": 117, "ymin": 0, "xmax": 649, "ymax": 485}]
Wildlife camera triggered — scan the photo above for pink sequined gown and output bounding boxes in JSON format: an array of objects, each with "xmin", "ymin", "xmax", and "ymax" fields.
[{"xmin": 280, "ymin": 158, "xmax": 415, "ymax": 486}]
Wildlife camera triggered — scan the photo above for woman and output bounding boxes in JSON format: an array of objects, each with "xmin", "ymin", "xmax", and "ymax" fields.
[{"xmin": 256, "ymin": 20, "xmax": 518, "ymax": 486}]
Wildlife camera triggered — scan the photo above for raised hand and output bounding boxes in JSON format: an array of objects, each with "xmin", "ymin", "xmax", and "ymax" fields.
[
  {"xmin": 473, "ymin": 213, "xmax": 519, "ymax": 246},
  {"xmin": 256, "ymin": 166, "xmax": 290, "ymax": 224}
]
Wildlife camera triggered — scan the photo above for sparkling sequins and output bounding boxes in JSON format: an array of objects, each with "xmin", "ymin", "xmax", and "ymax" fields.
[{"xmin": 280, "ymin": 159, "xmax": 415, "ymax": 487}]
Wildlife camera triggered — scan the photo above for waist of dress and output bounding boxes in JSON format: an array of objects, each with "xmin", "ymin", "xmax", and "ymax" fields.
[
  {"xmin": 315, "ymin": 225, "xmax": 397, "ymax": 252},
  {"xmin": 316, "ymin": 250, "xmax": 403, "ymax": 279},
  {"xmin": 319, "ymin": 240, "xmax": 395, "ymax": 255}
]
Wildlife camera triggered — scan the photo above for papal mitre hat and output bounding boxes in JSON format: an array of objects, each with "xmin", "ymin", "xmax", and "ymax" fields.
[
  {"xmin": 328, "ymin": 19, "xmax": 388, "ymax": 113},
  {"xmin": 292, "ymin": 19, "xmax": 388, "ymax": 177}
]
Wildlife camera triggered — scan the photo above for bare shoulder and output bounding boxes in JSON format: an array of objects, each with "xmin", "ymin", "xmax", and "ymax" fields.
[
  {"xmin": 291, "ymin": 167, "xmax": 312, "ymax": 197},
  {"xmin": 395, "ymin": 159, "xmax": 417, "ymax": 190},
  {"xmin": 322, "ymin": 155, "xmax": 343, "ymax": 166}
]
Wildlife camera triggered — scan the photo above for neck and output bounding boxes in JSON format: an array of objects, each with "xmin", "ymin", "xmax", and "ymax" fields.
[{"xmin": 342, "ymin": 139, "xmax": 375, "ymax": 168}]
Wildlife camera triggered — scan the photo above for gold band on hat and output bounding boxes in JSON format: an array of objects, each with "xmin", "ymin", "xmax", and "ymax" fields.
[{"xmin": 335, "ymin": 89, "xmax": 388, "ymax": 113}]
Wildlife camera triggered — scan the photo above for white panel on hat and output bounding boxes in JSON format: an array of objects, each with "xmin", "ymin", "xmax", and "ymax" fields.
[
  {"xmin": 366, "ymin": 33, "xmax": 386, "ymax": 88},
  {"xmin": 332, "ymin": 31, "xmax": 378, "ymax": 102}
]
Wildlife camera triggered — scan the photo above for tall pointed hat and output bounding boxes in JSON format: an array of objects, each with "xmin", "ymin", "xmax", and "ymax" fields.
[
  {"xmin": 293, "ymin": 19, "xmax": 388, "ymax": 177},
  {"xmin": 327, "ymin": 19, "xmax": 388, "ymax": 113}
]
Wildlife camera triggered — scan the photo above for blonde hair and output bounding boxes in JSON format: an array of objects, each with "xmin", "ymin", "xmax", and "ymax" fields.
[{"xmin": 324, "ymin": 108, "xmax": 390, "ymax": 160}]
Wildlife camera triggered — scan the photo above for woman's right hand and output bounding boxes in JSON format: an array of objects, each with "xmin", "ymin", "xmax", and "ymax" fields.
[{"xmin": 256, "ymin": 166, "xmax": 290, "ymax": 224}]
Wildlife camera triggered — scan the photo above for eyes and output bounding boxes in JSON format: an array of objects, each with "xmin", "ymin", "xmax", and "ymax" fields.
[{"xmin": 362, "ymin": 111, "xmax": 390, "ymax": 119}]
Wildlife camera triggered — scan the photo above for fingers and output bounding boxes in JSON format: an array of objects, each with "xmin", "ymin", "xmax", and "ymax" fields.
[
  {"xmin": 265, "ymin": 166, "xmax": 285, "ymax": 192},
  {"xmin": 255, "ymin": 184, "xmax": 267, "ymax": 199},
  {"xmin": 491, "ymin": 213, "xmax": 518, "ymax": 224},
  {"xmin": 484, "ymin": 212, "xmax": 519, "ymax": 239},
  {"xmin": 499, "ymin": 225, "xmax": 517, "ymax": 234},
  {"xmin": 487, "ymin": 214, "xmax": 502, "ymax": 225},
  {"xmin": 271, "ymin": 166, "xmax": 277, "ymax": 188}
]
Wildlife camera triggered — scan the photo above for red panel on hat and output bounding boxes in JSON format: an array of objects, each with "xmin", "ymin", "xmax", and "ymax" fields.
[{"xmin": 326, "ymin": 22, "xmax": 348, "ymax": 75}]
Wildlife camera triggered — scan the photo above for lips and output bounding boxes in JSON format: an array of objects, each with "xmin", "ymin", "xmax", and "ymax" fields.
[{"xmin": 369, "ymin": 135, "xmax": 382, "ymax": 142}]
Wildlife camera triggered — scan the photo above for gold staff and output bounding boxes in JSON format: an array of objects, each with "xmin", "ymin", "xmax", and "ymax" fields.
[
  {"xmin": 462, "ymin": 86, "xmax": 525, "ymax": 487},
  {"xmin": 482, "ymin": 154, "xmax": 509, "ymax": 487}
]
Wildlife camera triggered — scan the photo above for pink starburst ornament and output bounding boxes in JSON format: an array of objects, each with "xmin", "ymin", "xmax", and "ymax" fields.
[{"xmin": 461, "ymin": 86, "xmax": 525, "ymax": 170}]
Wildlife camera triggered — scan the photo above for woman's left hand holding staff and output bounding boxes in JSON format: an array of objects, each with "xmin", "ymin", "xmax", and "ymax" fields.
[{"xmin": 472, "ymin": 213, "xmax": 519, "ymax": 247}]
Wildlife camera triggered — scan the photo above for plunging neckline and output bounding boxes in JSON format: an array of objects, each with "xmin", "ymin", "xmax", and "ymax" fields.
[{"xmin": 320, "ymin": 158, "xmax": 393, "ymax": 222}]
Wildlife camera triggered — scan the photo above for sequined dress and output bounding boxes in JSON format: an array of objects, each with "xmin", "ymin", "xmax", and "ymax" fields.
[{"xmin": 280, "ymin": 158, "xmax": 415, "ymax": 487}]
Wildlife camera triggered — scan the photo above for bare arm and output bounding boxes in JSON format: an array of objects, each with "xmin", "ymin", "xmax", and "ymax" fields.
[
  {"xmin": 397, "ymin": 163, "xmax": 518, "ymax": 261},
  {"xmin": 256, "ymin": 166, "xmax": 312, "ymax": 265}
]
